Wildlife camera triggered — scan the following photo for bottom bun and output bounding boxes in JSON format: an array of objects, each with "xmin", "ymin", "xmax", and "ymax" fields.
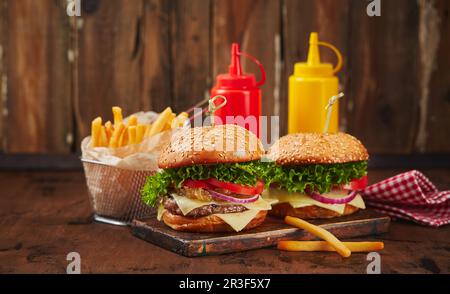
[
  {"xmin": 269, "ymin": 203, "xmax": 359, "ymax": 219},
  {"xmin": 162, "ymin": 210, "xmax": 267, "ymax": 233}
]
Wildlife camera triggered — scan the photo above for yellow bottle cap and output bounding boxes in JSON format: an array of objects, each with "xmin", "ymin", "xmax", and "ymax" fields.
[{"xmin": 294, "ymin": 32, "xmax": 343, "ymax": 77}]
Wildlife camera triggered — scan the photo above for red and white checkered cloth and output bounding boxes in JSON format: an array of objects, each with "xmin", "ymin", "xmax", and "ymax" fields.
[{"xmin": 362, "ymin": 170, "xmax": 450, "ymax": 227}]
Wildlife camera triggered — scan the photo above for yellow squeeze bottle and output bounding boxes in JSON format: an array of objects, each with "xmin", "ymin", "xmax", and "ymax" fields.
[{"xmin": 288, "ymin": 32, "xmax": 343, "ymax": 133}]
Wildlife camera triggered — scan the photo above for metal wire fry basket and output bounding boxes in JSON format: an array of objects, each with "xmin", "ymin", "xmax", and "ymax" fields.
[{"xmin": 81, "ymin": 158, "xmax": 155, "ymax": 226}]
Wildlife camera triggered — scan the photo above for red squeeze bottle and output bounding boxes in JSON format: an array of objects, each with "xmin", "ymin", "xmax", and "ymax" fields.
[{"xmin": 211, "ymin": 43, "xmax": 266, "ymax": 137}]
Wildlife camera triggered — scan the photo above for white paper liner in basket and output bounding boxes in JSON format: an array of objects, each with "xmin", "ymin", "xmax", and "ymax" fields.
[{"xmin": 81, "ymin": 111, "xmax": 174, "ymax": 225}]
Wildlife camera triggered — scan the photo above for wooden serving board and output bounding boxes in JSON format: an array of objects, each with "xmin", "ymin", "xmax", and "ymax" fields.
[{"xmin": 131, "ymin": 210, "xmax": 390, "ymax": 257}]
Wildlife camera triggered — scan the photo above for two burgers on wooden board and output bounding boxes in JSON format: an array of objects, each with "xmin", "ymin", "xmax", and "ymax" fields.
[{"xmin": 141, "ymin": 124, "xmax": 369, "ymax": 233}]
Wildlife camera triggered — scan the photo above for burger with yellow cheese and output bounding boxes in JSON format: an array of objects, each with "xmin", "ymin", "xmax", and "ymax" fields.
[
  {"xmin": 262, "ymin": 133, "xmax": 369, "ymax": 219},
  {"xmin": 141, "ymin": 124, "xmax": 272, "ymax": 232}
]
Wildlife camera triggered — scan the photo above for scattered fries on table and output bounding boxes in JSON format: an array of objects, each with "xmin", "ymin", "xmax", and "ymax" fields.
[
  {"xmin": 284, "ymin": 216, "xmax": 351, "ymax": 257},
  {"xmin": 281, "ymin": 216, "xmax": 384, "ymax": 258},
  {"xmin": 90, "ymin": 106, "xmax": 188, "ymax": 148},
  {"xmin": 278, "ymin": 241, "xmax": 384, "ymax": 253}
]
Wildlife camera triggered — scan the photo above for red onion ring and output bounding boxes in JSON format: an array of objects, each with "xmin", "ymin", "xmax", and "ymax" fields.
[
  {"xmin": 308, "ymin": 190, "xmax": 357, "ymax": 205},
  {"xmin": 208, "ymin": 189, "xmax": 259, "ymax": 204}
]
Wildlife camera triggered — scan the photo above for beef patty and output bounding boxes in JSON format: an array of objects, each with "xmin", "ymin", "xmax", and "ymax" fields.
[{"xmin": 163, "ymin": 197, "xmax": 247, "ymax": 218}]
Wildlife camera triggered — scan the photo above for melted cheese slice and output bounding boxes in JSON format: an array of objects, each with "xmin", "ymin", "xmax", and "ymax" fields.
[
  {"xmin": 214, "ymin": 210, "xmax": 260, "ymax": 232},
  {"xmin": 262, "ymin": 188, "xmax": 365, "ymax": 215},
  {"xmin": 170, "ymin": 193, "xmax": 272, "ymax": 216},
  {"xmin": 168, "ymin": 193, "xmax": 274, "ymax": 232},
  {"xmin": 157, "ymin": 204, "xmax": 166, "ymax": 221}
]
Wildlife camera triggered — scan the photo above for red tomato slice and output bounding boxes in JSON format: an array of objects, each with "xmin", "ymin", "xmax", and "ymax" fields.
[
  {"xmin": 350, "ymin": 175, "xmax": 368, "ymax": 190},
  {"xmin": 182, "ymin": 179, "xmax": 212, "ymax": 189},
  {"xmin": 205, "ymin": 179, "xmax": 264, "ymax": 196},
  {"xmin": 255, "ymin": 181, "xmax": 265, "ymax": 194}
]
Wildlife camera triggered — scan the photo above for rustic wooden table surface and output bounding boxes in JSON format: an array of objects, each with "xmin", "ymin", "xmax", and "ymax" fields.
[{"xmin": 0, "ymin": 169, "xmax": 448, "ymax": 274}]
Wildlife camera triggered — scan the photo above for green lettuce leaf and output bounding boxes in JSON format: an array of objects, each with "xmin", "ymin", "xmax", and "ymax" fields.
[
  {"xmin": 141, "ymin": 160, "xmax": 367, "ymax": 206},
  {"xmin": 260, "ymin": 161, "xmax": 367, "ymax": 194},
  {"xmin": 140, "ymin": 171, "xmax": 172, "ymax": 207},
  {"xmin": 141, "ymin": 161, "xmax": 265, "ymax": 206}
]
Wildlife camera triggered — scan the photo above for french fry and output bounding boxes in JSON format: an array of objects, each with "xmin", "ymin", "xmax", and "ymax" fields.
[
  {"xmin": 166, "ymin": 112, "xmax": 175, "ymax": 129},
  {"xmin": 128, "ymin": 126, "xmax": 137, "ymax": 145},
  {"xmin": 136, "ymin": 124, "xmax": 146, "ymax": 143},
  {"xmin": 118, "ymin": 126, "xmax": 129, "ymax": 147},
  {"xmin": 171, "ymin": 112, "xmax": 189, "ymax": 128},
  {"xmin": 147, "ymin": 107, "xmax": 173, "ymax": 137},
  {"xmin": 162, "ymin": 121, "xmax": 172, "ymax": 131},
  {"xmin": 99, "ymin": 126, "xmax": 108, "ymax": 147},
  {"xmin": 128, "ymin": 115, "xmax": 138, "ymax": 127},
  {"xmin": 112, "ymin": 106, "xmax": 123, "ymax": 125},
  {"xmin": 144, "ymin": 124, "xmax": 152, "ymax": 138},
  {"xmin": 278, "ymin": 241, "xmax": 384, "ymax": 253},
  {"xmin": 179, "ymin": 111, "xmax": 188, "ymax": 122},
  {"xmin": 91, "ymin": 117, "xmax": 102, "ymax": 147},
  {"xmin": 284, "ymin": 216, "xmax": 351, "ymax": 258},
  {"xmin": 105, "ymin": 121, "xmax": 114, "ymax": 141},
  {"xmin": 92, "ymin": 107, "xmax": 172, "ymax": 147},
  {"xmin": 109, "ymin": 122, "xmax": 125, "ymax": 148}
]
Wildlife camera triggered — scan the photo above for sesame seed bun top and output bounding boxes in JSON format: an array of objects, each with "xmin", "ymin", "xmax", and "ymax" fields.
[
  {"xmin": 268, "ymin": 133, "xmax": 369, "ymax": 165},
  {"xmin": 159, "ymin": 124, "xmax": 265, "ymax": 169}
]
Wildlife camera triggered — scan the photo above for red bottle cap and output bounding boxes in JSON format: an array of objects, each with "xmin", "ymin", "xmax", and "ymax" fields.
[{"xmin": 215, "ymin": 43, "xmax": 266, "ymax": 89}]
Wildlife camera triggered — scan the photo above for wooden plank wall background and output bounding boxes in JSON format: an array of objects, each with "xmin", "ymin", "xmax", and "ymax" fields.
[{"xmin": 0, "ymin": 0, "xmax": 449, "ymax": 156}]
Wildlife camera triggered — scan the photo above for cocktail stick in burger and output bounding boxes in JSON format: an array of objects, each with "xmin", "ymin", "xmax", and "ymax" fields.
[
  {"xmin": 141, "ymin": 124, "xmax": 272, "ymax": 233},
  {"xmin": 262, "ymin": 133, "xmax": 369, "ymax": 219}
]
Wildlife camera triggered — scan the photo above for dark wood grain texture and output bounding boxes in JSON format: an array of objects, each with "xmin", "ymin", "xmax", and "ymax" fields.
[
  {"xmin": 421, "ymin": 0, "xmax": 450, "ymax": 152},
  {"xmin": 0, "ymin": 169, "xmax": 448, "ymax": 273},
  {"xmin": 282, "ymin": 0, "xmax": 351, "ymax": 135},
  {"xmin": 0, "ymin": 0, "xmax": 6, "ymax": 151},
  {"xmin": 0, "ymin": 0, "xmax": 449, "ymax": 155},
  {"xmin": 132, "ymin": 211, "xmax": 390, "ymax": 257},
  {"xmin": 75, "ymin": 0, "xmax": 144, "ymax": 147},
  {"xmin": 141, "ymin": 0, "xmax": 172, "ymax": 112},
  {"xmin": 349, "ymin": 0, "xmax": 421, "ymax": 154},
  {"xmin": 0, "ymin": 0, "xmax": 72, "ymax": 153},
  {"xmin": 212, "ymin": 0, "xmax": 281, "ymax": 125},
  {"xmin": 170, "ymin": 0, "xmax": 211, "ymax": 113}
]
